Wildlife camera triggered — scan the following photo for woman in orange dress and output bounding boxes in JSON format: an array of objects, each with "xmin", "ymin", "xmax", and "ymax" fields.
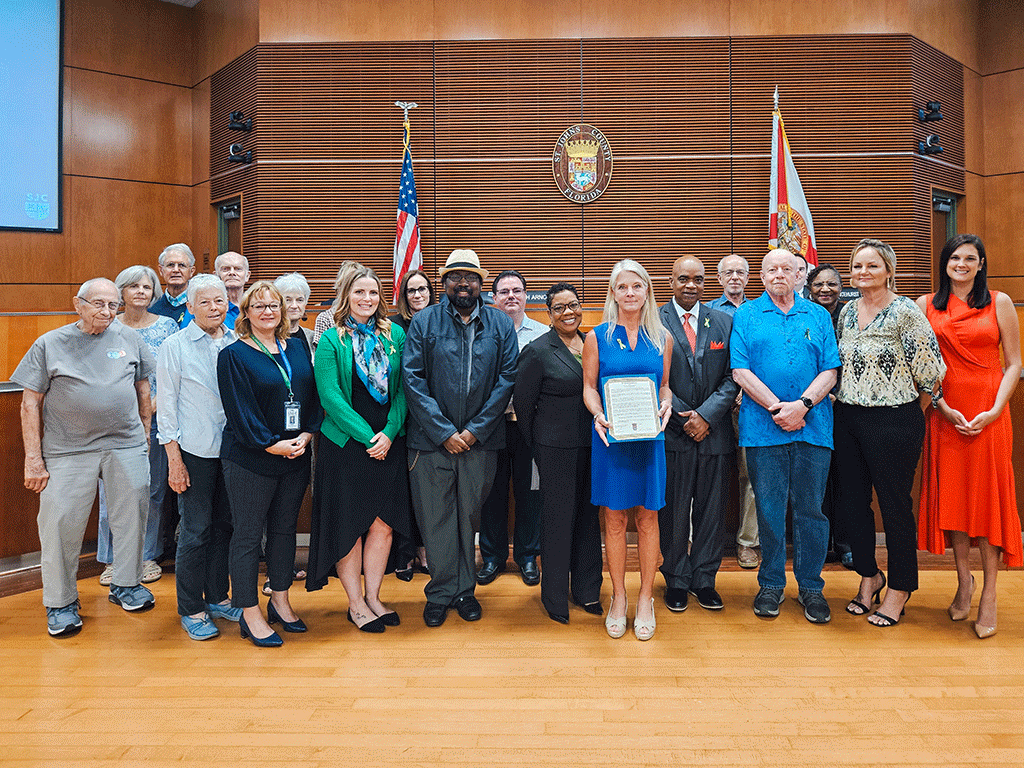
[{"xmin": 917, "ymin": 234, "xmax": 1022, "ymax": 639}]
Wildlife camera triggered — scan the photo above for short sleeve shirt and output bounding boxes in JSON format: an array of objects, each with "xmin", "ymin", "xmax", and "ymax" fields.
[
  {"xmin": 730, "ymin": 293, "xmax": 840, "ymax": 449},
  {"xmin": 11, "ymin": 321, "xmax": 154, "ymax": 457}
]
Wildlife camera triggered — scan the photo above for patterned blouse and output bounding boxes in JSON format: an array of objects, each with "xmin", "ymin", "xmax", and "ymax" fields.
[
  {"xmin": 130, "ymin": 314, "xmax": 179, "ymax": 396},
  {"xmin": 836, "ymin": 295, "xmax": 946, "ymax": 407}
]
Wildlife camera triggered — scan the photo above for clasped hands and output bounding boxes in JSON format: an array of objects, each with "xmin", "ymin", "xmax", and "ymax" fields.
[
  {"xmin": 768, "ymin": 400, "xmax": 807, "ymax": 432},
  {"xmin": 443, "ymin": 429, "xmax": 477, "ymax": 454}
]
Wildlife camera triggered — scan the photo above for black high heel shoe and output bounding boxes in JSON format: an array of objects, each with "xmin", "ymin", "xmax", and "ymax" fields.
[
  {"xmin": 239, "ymin": 615, "xmax": 283, "ymax": 647},
  {"xmin": 267, "ymin": 601, "xmax": 307, "ymax": 633},
  {"xmin": 845, "ymin": 571, "xmax": 885, "ymax": 615},
  {"xmin": 395, "ymin": 566, "xmax": 415, "ymax": 582}
]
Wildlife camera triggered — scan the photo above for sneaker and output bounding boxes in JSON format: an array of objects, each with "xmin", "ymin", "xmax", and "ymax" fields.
[
  {"xmin": 753, "ymin": 586, "xmax": 785, "ymax": 617},
  {"xmin": 181, "ymin": 613, "xmax": 219, "ymax": 640},
  {"xmin": 98, "ymin": 565, "xmax": 114, "ymax": 586},
  {"xmin": 46, "ymin": 600, "xmax": 83, "ymax": 636},
  {"xmin": 798, "ymin": 590, "xmax": 831, "ymax": 624},
  {"xmin": 207, "ymin": 601, "xmax": 242, "ymax": 622},
  {"xmin": 737, "ymin": 546, "xmax": 760, "ymax": 569},
  {"xmin": 108, "ymin": 584, "xmax": 155, "ymax": 612},
  {"xmin": 141, "ymin": 560, "xmax": 163, "ymax": 584}
]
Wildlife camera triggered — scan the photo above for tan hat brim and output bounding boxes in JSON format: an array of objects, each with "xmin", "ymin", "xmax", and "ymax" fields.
[{"xmin": 439, "ymin": 263, "xmax": 489, "ymax": 281}]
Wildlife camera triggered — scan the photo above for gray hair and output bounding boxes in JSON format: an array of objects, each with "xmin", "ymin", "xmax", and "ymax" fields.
[
  {"xmin": 215, "ymin": 251, "xmax": 249, "ymax": 272},
  {"xmin": 158, "ymin": 243, "xmax": 195, "ymax": 267},
  {"xmin": 717, "ymin": 254, "xmax": 749, "ymax": 273},
  {"xmin": 186, "ymin": 274, "xmax": 228, "ymax": 306},
  {"xmin": 114, "ymin": 265, "xmax": 163, "ymax": 305},
  {"xmin": 274, "ymin": 272, "xmax": 311, "ymax": 300},
  {"xmin": 76, "ymin": 277, "xmax": 118, "ymax": 300}
]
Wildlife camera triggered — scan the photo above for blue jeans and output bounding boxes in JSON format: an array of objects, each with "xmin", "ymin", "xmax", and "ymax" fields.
[
  {"xmin": 746, "ymin": 441, "xmax": 831, "ymax": 593},
  {"xmin": 97, "ymin": 421, "xmax": 166, "ymax": 564}
]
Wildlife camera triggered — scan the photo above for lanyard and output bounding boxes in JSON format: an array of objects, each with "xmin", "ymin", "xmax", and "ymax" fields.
[{"xmin": 251, "ymin": 336, "xmax": 294, "ymax": 398}]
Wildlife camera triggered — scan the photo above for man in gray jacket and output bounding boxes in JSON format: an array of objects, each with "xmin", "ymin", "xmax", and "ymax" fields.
[{"xmin": 403, "ymin": 250, "xmax": 518, "ymax": 627}]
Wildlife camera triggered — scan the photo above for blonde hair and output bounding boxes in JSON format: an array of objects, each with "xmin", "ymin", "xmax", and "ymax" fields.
[
  {"xmin": 235, "ymin": 281, "xmax": 291, "ymax": 342},
  {"xmin": 602, "ymin": 259, "xmax": 665, "ymax": 352},
  {"xmin": 850, "ymin": 238, "xmax": 897, "ymax": 291},
  {"xmin": 333, "ymin": 267, "xmax": 393, "ymax": 339}
]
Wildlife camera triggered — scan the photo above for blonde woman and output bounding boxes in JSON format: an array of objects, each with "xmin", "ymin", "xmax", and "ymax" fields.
[
  {"xmin": 307, "ymin": 267, "xmax": 410, "ymax": 633},
  {"xmin": 583, "ymin": 259, "xmax": 673, "ymax": 640}
]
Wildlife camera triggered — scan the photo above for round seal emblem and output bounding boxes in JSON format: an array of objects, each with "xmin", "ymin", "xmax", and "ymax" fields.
[{"xmin": 552, "ymin": 124, "xmax": 613, "ymax": 203}]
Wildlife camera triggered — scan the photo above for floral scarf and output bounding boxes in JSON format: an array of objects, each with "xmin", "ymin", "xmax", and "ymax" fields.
[{"xmin": 345, "ymin": 317, "xmax": 390, "ymax": 404}]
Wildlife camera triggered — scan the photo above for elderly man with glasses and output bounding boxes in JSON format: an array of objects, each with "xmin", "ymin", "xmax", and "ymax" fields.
[{"xmin": 13, "ymin": 278, "xmax": 157, "ymax": 636}]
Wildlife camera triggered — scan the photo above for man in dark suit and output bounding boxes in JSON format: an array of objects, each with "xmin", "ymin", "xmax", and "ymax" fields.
[{"xmin": 658, "ymin": 256, "xmax": 739, "ymax": 612}]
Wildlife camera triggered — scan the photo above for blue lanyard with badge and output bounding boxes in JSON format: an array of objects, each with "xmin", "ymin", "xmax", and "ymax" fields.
[{"xmin": 252, "ymin": 336, "xmax": 302, "ymax": 431}]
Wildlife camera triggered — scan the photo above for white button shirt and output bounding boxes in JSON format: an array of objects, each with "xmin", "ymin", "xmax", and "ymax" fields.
[{"xmin": 157, "ymin": 321, "xmax": 236, "ymax": 458}]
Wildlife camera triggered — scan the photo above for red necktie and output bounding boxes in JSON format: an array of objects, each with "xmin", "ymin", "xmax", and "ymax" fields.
[{"xmin": 683, "ymin": 312, "xmax": 696, "ymax": 353}]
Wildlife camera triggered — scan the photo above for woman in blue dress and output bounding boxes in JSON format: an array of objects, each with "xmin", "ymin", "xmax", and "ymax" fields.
[{"xmin": 583, "ymin": 259, "xmax": 673, "ymax": 640}]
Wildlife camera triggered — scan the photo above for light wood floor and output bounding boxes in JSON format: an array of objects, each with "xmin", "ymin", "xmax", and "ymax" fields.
[{"xmin": 1, "ymin": 564, "xmax": 1022, "ymax": 768}]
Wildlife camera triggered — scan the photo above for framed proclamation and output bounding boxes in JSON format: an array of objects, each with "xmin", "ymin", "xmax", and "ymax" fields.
[{"xmin": 600, "ymin": 374, "xmax": 663, "ymax": 443}]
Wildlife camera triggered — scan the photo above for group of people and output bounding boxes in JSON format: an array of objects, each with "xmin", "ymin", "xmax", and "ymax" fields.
[{"xmin": 15, "ymin": 235, "xmax": 1020, "ymax": 644}]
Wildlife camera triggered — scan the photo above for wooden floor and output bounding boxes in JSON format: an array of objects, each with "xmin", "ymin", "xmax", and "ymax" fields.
[{"xmin": 1, "ymin": 558, "xmax": 1022, "ymax": 767}]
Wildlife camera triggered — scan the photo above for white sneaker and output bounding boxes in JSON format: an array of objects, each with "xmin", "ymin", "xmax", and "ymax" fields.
[
  {"xmin": 141, "ymin": 560, "xmax": 162, "ymax": 584},
  {"xmin": 98, "ymin": 565, "xmax": 114, "ymax": 587}
]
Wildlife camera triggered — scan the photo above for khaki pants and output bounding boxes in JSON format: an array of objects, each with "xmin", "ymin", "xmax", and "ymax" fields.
[
  {"xmin": 733, "ymin": 408, "xmax": 759, "ymax": 548},
  {"xmin": 38, "ymin": 446, "xmax": 148, "ymax": 608}
]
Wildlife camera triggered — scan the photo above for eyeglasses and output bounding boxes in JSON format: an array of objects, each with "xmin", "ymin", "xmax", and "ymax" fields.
[
  {"xmin": 495, "ymin": 288, "xmax": 525, "ymax": 298},
  {"xmin": 251, "ymin": 303, "xmax": 281, "ymax": 313},
  {"xmin": 445, "ymin": 272, "xmax": 480, "ymax": 285},
  {"xmin": 406, "ymin": 286, "xmax": 430, "ymax": 295},
  {"xmin": 85, "ymin": 300, "xmax": 120, "ymax": 312},
  {"xmin": 811, "ymin": 280, "xmax": 841, "ymax": 290},
  {"xmin": 550, "ymin": 301, "xmax": 582, "ymax": 314}
]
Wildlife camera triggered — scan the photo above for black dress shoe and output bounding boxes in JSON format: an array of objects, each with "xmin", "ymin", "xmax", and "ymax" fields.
[
  {"xmin": 571, "ymin": 596, "xmax": 604, "ymax": 615},
  {"xmin": 689, "ymin": 586, "xmax": 724, "ymax": 610},
  {"xmin": 423, "ymin": 602, "xmax": 449, "ymax": 627},
  {"xmin": 664, "ymin": 588, "xmax": 689, "ymax": 612},
  {"xmin": 267, "ymin": 601, "xmax": 308, "ymax": 633},
  {"xmin": 547, "ymin": 610, "xmax": 569, "ymax": 624},
  {"xmin": 452, "ymin": 594, "xmax": 482, "ymax": 621},
  {"xmin": 348, "ymin": 610, "xmax": 386, "ymax": 633},
  {"xmin": 475, "ymin": 560, "xmax": 504, "ymax": 585},
  {"xmin": 519, "ymin": 558, "xmax": 540, "ymax": 586}
]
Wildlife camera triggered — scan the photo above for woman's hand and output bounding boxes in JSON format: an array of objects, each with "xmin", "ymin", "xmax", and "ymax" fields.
[
  {"xmin": 659, "ymin": 399, "xmax": 673, "ymax": 431},
  {"xmin": 593, "ymin": 412, "xmax": 611, "ymax": 447},
  {"xmin": 266, "ymin": 432, "xmax": 312, "ymax": 459},
  {"xmin": 937, "ymin": 401, "xmax": 971, "ymax": 432},
  {"xmin": 963, "ymin": 409, "xmax": 998, "ymax": 436},
  {"xmin": 367, "ymin": 432, "xmax": 392, "ymax": 460}
]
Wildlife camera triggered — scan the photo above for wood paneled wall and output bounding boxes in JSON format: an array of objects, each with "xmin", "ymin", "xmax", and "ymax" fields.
[{"xmin": 209, "ymin": 35, "xmax": 962, "ymax": 308}]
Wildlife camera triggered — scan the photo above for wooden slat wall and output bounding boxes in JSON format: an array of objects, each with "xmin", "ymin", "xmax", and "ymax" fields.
[{"xmin": 209, "ymin": 34, "xmax": 964, "ymax": 305}]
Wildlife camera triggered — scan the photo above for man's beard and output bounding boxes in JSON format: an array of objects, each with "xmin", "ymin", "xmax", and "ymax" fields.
[{"xmin": 451, "ymin": 292, "xmax": 477, "ymax": 310}]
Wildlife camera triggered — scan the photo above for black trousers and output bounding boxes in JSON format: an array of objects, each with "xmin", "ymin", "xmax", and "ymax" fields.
[
  {"xmin": 222, "ymin": 459, "xmax": 310, "ymax": 609},
  {"xmin": 834, "ymin": 400, "xmax": 925, "ymax": 593},
  {"xmin": 175, "ymin": 452, "xmax": 232, "ymax": 617},
  {"xmin": 478, "ymin": 419, "xmax": 542, "ymax": 565},
  {"xmin": 534, "ymin": 444, "xmax": 603, "ymax": 616},
  {"xmin": 658, "ymin": 449, "xmax": 729, "ymax": 591}
]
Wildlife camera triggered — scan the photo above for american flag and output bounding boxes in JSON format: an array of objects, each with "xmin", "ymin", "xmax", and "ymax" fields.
[{"xmin": 393, "ymin": 121, "xmax": 422, "ymax": 302}]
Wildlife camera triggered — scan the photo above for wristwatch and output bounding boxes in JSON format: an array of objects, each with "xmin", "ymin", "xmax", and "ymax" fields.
[{"xmin": 800, "ymin": 396, "xmax": 814, "ymax": 410}]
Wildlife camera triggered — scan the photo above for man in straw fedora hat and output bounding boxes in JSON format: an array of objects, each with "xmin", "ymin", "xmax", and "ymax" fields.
[{"xmin": 402, "ymin": 250, "xmax": 518, "ymax": 627}]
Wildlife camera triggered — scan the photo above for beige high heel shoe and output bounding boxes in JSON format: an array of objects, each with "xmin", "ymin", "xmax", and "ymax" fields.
[
  {"xmin": 633, "ymin": 597, "xmax": 656, "ymax": 641},
  {"xmin": 948, "ymin": 575, "xmax": 975, "ymax": 622},
  {"xmin": 605, "ymin": 595, "xmax": 627, "ymax": 639},
  {"xmin": 974, "ymin": 622, "xmax": 997, "ymax": 639}
]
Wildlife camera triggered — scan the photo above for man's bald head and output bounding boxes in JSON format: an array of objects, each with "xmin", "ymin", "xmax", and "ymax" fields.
[{"xmin": 670, "ymin": 255, "xmax": 706, "ymax": 311}]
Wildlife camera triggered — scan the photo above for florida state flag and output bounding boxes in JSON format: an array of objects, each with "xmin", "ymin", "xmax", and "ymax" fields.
[{"xmin": 769, "ymin": 88, "xmax": 817, "ymax": 266}]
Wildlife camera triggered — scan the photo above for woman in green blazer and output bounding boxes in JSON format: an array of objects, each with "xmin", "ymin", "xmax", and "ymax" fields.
[{"xmin": 307, "ymin": 267, "xmax": 410, "ymax": 633}]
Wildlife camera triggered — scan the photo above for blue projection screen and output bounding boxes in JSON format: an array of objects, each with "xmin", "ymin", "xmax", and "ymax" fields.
[{"xmin": 0, "ymin": 0, "xmax": 62, "ymax": 232}]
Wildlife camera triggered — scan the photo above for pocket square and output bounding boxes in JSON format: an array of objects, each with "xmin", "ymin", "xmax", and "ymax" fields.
[{"xmin": 709, "ymin": 341, "xmax": 724, "ymax": 350}]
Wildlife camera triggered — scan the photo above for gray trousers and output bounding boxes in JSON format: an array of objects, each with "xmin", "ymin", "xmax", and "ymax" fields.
[
  {"xmin": 38, "ymin": 446, "xmax": 148, "ymax": 607},
  {"xmin": 658, "ymin": 449, "xmax": 730, "ymax": 591},
  {"xmin": 409, "ymin": 447, "xmax": 497, "ymax": 605}
]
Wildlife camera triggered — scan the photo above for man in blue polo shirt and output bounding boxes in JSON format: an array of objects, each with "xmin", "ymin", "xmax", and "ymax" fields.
[{"xmin": 730, "ymin": 249, "xmax": 840, "ymax": 624}]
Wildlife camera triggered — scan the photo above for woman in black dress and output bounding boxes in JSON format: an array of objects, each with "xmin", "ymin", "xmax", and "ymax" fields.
[{"xmin": 308, "ymin": 267, "xmax": 410, "ymax": 632}]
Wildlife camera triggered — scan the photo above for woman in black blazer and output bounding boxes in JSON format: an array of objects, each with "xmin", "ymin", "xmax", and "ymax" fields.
[{"xmin": 514, "ymin": 283, "xmax": 604, "ymax": 624}]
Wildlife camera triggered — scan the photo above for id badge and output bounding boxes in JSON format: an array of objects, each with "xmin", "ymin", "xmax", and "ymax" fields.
[{"xmin": 284, "ymin": 400, "xmax": 301, "ymax": 431}]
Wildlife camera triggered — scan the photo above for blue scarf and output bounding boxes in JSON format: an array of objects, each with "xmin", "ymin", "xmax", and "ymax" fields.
[{"xmin": 345, "ymin": 317, "xmax": 389, "ymax": 404}]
